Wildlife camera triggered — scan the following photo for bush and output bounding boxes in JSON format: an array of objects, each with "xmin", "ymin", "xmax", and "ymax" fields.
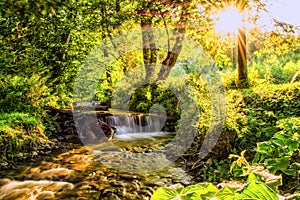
[
  {"xmin": 184, "ymin": 81, "xmax": 300, "ymax": 175},
  {"xmin": 151, "ymin": 158, "xmax": 285, "ymax": 200},
  {"xmin": 250, "ymin": 50, "xmax": 300, "ymax": 84},
  {"xmin": 0, "ymin": 112, "xmax": 53, "ymax": 168},
  {"xmin": 252, "ymin": 117, "xmax": 300, "ymax": 193},
  {"xmin": 128, "ymin": 82, "xmax": 181, "ymax": 117},
  {"xmin": 253, "ymin": 117, "xmax": 300, "ymax": 175},
  {"xmin": 226, "ymin": 82, "xmax": 300, "ymax": 150},
  {"xmin": 0, "ymin": 74, "xmax": 54, "ymax": 113},
  {"xmin": 220, "ymin": 67, "xmax": 266, "ymax": 90},
  {"xmin": 0, "ymin": 74, "xmax": 58, "ymax": 167}
]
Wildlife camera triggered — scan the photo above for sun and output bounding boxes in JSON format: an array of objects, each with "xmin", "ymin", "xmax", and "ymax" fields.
[{"xmin": 215, "ymin": 6, "xmax": 243, "ymax": 34}]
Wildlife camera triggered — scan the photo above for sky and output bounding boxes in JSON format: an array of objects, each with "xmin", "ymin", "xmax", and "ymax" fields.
[
  {"xmin": 215, "ymin": 0, "xmax": 300, "ymax": 34},
  {"xmin": 258, "ymin": 0, "xmax": 300, "ymax": 30}
]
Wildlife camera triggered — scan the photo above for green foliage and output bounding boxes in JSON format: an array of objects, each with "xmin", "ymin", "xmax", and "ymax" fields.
[
  {"xmin": 0, "ymin": 74, "xmax": 56, "ymax": 166},
  {"xmin": 0, "ymin": 74, "xmax": 57, "ymax": 133},
  {"xmin": 0, "ymin": 112, "xmax": 53, "ymax": 167},
  {"xmin": 226, "ymin": 82, "xmax": 300, "ymax": 150},
  {"xmin": 151, "ymin": 183, "xmax": 218, "ymax": 200},
  {"xmin": 0, "ymin": 1, "xmax": 299, "ymax": 194},
  {"xmin": 253, "ymin": 117, "xmax": 300, "ymax": 176},
  {"xmin": 229, "ymin": 151, "xmax": 283, "ymax": 191},
  {"xmin": 250, "ymin": 45, "xmax": 300, "ymax": 84},
  {"xmin": 221, "ymin": 67, "xmax": 266, "ymax": 90},
  {"xmin": 151, "ymin": 178, "xmax": 280, "ymax": 200},
  {"xmin": 151, "ymin": 151, "xmax": 291, "ymax": 200},
  {"xmin": 95, "ymin": 51, "xmax": 144, "ymax": 105},
  {"xmin": 128, "ymin": 82, "xmax": 180, "ymax": 117},
  {"xmin": 239, "ymin": 182, "xmax": 279, "ymax": 200},
  {"xmin": 0, "ymin": 74, "xmax": 53, "ymax": 113}
]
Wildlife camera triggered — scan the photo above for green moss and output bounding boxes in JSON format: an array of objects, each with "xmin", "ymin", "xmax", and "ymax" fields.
[{"xmin": 0, "ymin": 113, "xmax": 53, "ymax": 166}]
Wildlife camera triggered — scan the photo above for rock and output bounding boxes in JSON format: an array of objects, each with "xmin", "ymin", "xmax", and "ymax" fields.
[
  {"xmin": 0, "ymin": 179, "xmax": 10, "ymax": 187},
  {"xmin": 30, "ymin": 167, "xmax": 41, "ymax": 173},
  {"xmin": 101, "ymin": 193, "xmax": 121, "ymax": 200},
  {"xmin": 146, "ymin": 187, "xmax": 155, "ymax": 193},
  {"xmin": 100, "ymin": 188, "xmax": 112, "ymax": 195},
  {"xmin": 77, "ymin": 191, "xmax": 85, "ymax": 197},
  {"xmin": 119, "ymin": 174, "xmax": 139, "ymax": 180},
  {"xmin": 138, "ymin": 189, "xmax": 152, "ymax": 197},
  {"xmin": 57, "ymin": 136, "xmax": 65, "ymax": 141},
  {"xmin": 109, "ymin": 181, "xmax": 125, "ymax": 187},
  {"xmin": 132, "ymin": 181, "xmax": 141, "ymax": 191},
  {"xmin": 64, "ymin": 135, "xmax": 78, "ymax": 140},
  {"xmin": 124, "ymin": 191, "xmax": 142, "ymax": 199},
  {"xmin": 76, "ymin": 197, "xmax": 90, "ymax": 200},
  {"xmin": 100, "ymin": 176, "xmax": 107, "ymax": 182}
]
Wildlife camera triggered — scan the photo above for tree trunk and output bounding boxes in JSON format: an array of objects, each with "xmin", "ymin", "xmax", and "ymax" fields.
[
  {"xmin": 157, "ymin": 27, "xmax": 185, "ymax": 80},
  {"xmin": 141, "ymin": 16, "xmax": 157, "ymax": 81},
  {"xmin": 237, "ymin": 26, "xmax": 249, "ymax": 89}
]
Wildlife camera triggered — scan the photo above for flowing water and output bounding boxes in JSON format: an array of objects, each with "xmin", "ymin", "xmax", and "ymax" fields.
[{"xmin": 0, "ymin": 114, "xmax": 194, "ymax": 200}]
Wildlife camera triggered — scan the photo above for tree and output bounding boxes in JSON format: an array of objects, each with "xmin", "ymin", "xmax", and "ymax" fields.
[{"xmin": 237, "ymin": 25, "xmax": 249, "ymax": 88}]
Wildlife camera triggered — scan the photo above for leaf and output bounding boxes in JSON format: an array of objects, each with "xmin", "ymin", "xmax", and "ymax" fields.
[
  {"xmin": 216, "ymin": 186, "xmax": 239, "ymax": 200},
  {"xmin": 287, "ymin": 140, "xmax": 299, "ymax": 152},
  {"xmin": 265, "ymin": 157, "xmax": 290, "ymax": 173},
  {"xmin": 180, "ymin": 184, "xmax": 208, "ymax": 196},
  {"xmin": 201, "ymin": 183, "xmax": 219, "ymax": 199},
  {"xmin": 247, "ymin": 173, "xmax": 261, "ymax": 183},
  {"xmin": 240, "ymin": 182, "xmax": 278, "ymax": 200},
  {"xmin": 180, "ymin": 183, "xmax": 219, "ymax": 199},
  {"xmin": 151, "ymin": 187, "xmax": 179, "ymax": 200},
  {"xmin": 255, "ymin": 142, "xmax": 270, "ymax": 155},
  {"xmin": 282, "ymin": 163, "xmax": 298, "ymax": 176}
]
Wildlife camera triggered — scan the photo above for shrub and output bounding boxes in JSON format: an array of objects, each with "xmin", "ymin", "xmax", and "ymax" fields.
[
  {"xmin": 0, "ymin": 74, "xmax": 58, "ymax": 167},
  {"xmin": 253, "ymin": 117, "xmax": 300, "ymax": 175},
  {"xmin": 0, "ymin": 74, "xmax": 54, "ymax": 113},
  {"xmin": 226, "ymin": 82, "xmax": 300, "ymax": 150},
  {"xmin": 0, "ymin": 112, "xmax": 53, "ymax": 168},
  {"xmin": 250, "ymin": 49, "xmax": 300, "ymax": 84},
  {"xmin": 220, "ymin": 67, "xmax": 266, "ymax": 90},
  {"xmin": 151, "ymin": 151, "xmax": 300, "ymax": 200},
  {"xmin": 252, "ymin": 117, "xmax": 300, "ymax": 193}
]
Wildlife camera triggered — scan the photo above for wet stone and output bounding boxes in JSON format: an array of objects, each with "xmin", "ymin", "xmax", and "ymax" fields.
[
  {"xmin": 101, "ymin": 193, "xmax": 121, "ymax": 200},
  {"xmin": 88, "ymin": 182, "xmax": 107, "ymax": 191},
  {"xmin": 57, "ymin": 136, "xmax": 65, "ymax": 141},
  {"xmin": 75, "ymin": 197, "xmax": 89, "ymax": 200},
  {"xmin": 109, "ymin": 181, "xmax": 126, "ymax": 187},
  {"xmin": 119, "ymin": 174, "xmax": 140, "ymax": 180},
  {"xmin": 138, "ymin": 189, "xmax": 153, "ymax": 197}
]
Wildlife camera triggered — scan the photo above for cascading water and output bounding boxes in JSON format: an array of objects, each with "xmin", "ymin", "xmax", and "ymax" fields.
[{"xmin": 104, "ymin": 114, "xmax": 168, "ymax": 139}]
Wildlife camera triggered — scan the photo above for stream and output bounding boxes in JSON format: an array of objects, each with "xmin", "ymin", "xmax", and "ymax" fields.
[{"xmin": 0, "ymin": 112, "xmax": 195, "ymax": 200}]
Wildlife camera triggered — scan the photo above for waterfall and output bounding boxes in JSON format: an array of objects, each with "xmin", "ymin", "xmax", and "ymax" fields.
[{"xmin": 105, "ymin": 114, "xmax": 166, "ymax": 135}]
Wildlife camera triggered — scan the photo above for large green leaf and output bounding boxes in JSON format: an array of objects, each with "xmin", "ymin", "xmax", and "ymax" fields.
[
  {"xmin": 151, "ymin": 183, "xmax": 219, "ymax": 200},
  {"xmin": 151, "ymin": 187, "xmax": 179, "ymax": 200},
  {"xmin": 240, "ymin": 182, "xmax": 278, "ymax": 200},
  {"xmin": 216, "ymin": 186, "xmax": 241, "ymax": 200}
]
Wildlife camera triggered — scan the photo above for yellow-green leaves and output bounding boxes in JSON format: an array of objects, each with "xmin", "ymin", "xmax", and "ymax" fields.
[
  {"xmin": 151, "ymin": 181, "xmax": 281, "ymax": 200},
  {"xmin": 151, "ymin": 183, "xmax": 219, "ymax": 200}
]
